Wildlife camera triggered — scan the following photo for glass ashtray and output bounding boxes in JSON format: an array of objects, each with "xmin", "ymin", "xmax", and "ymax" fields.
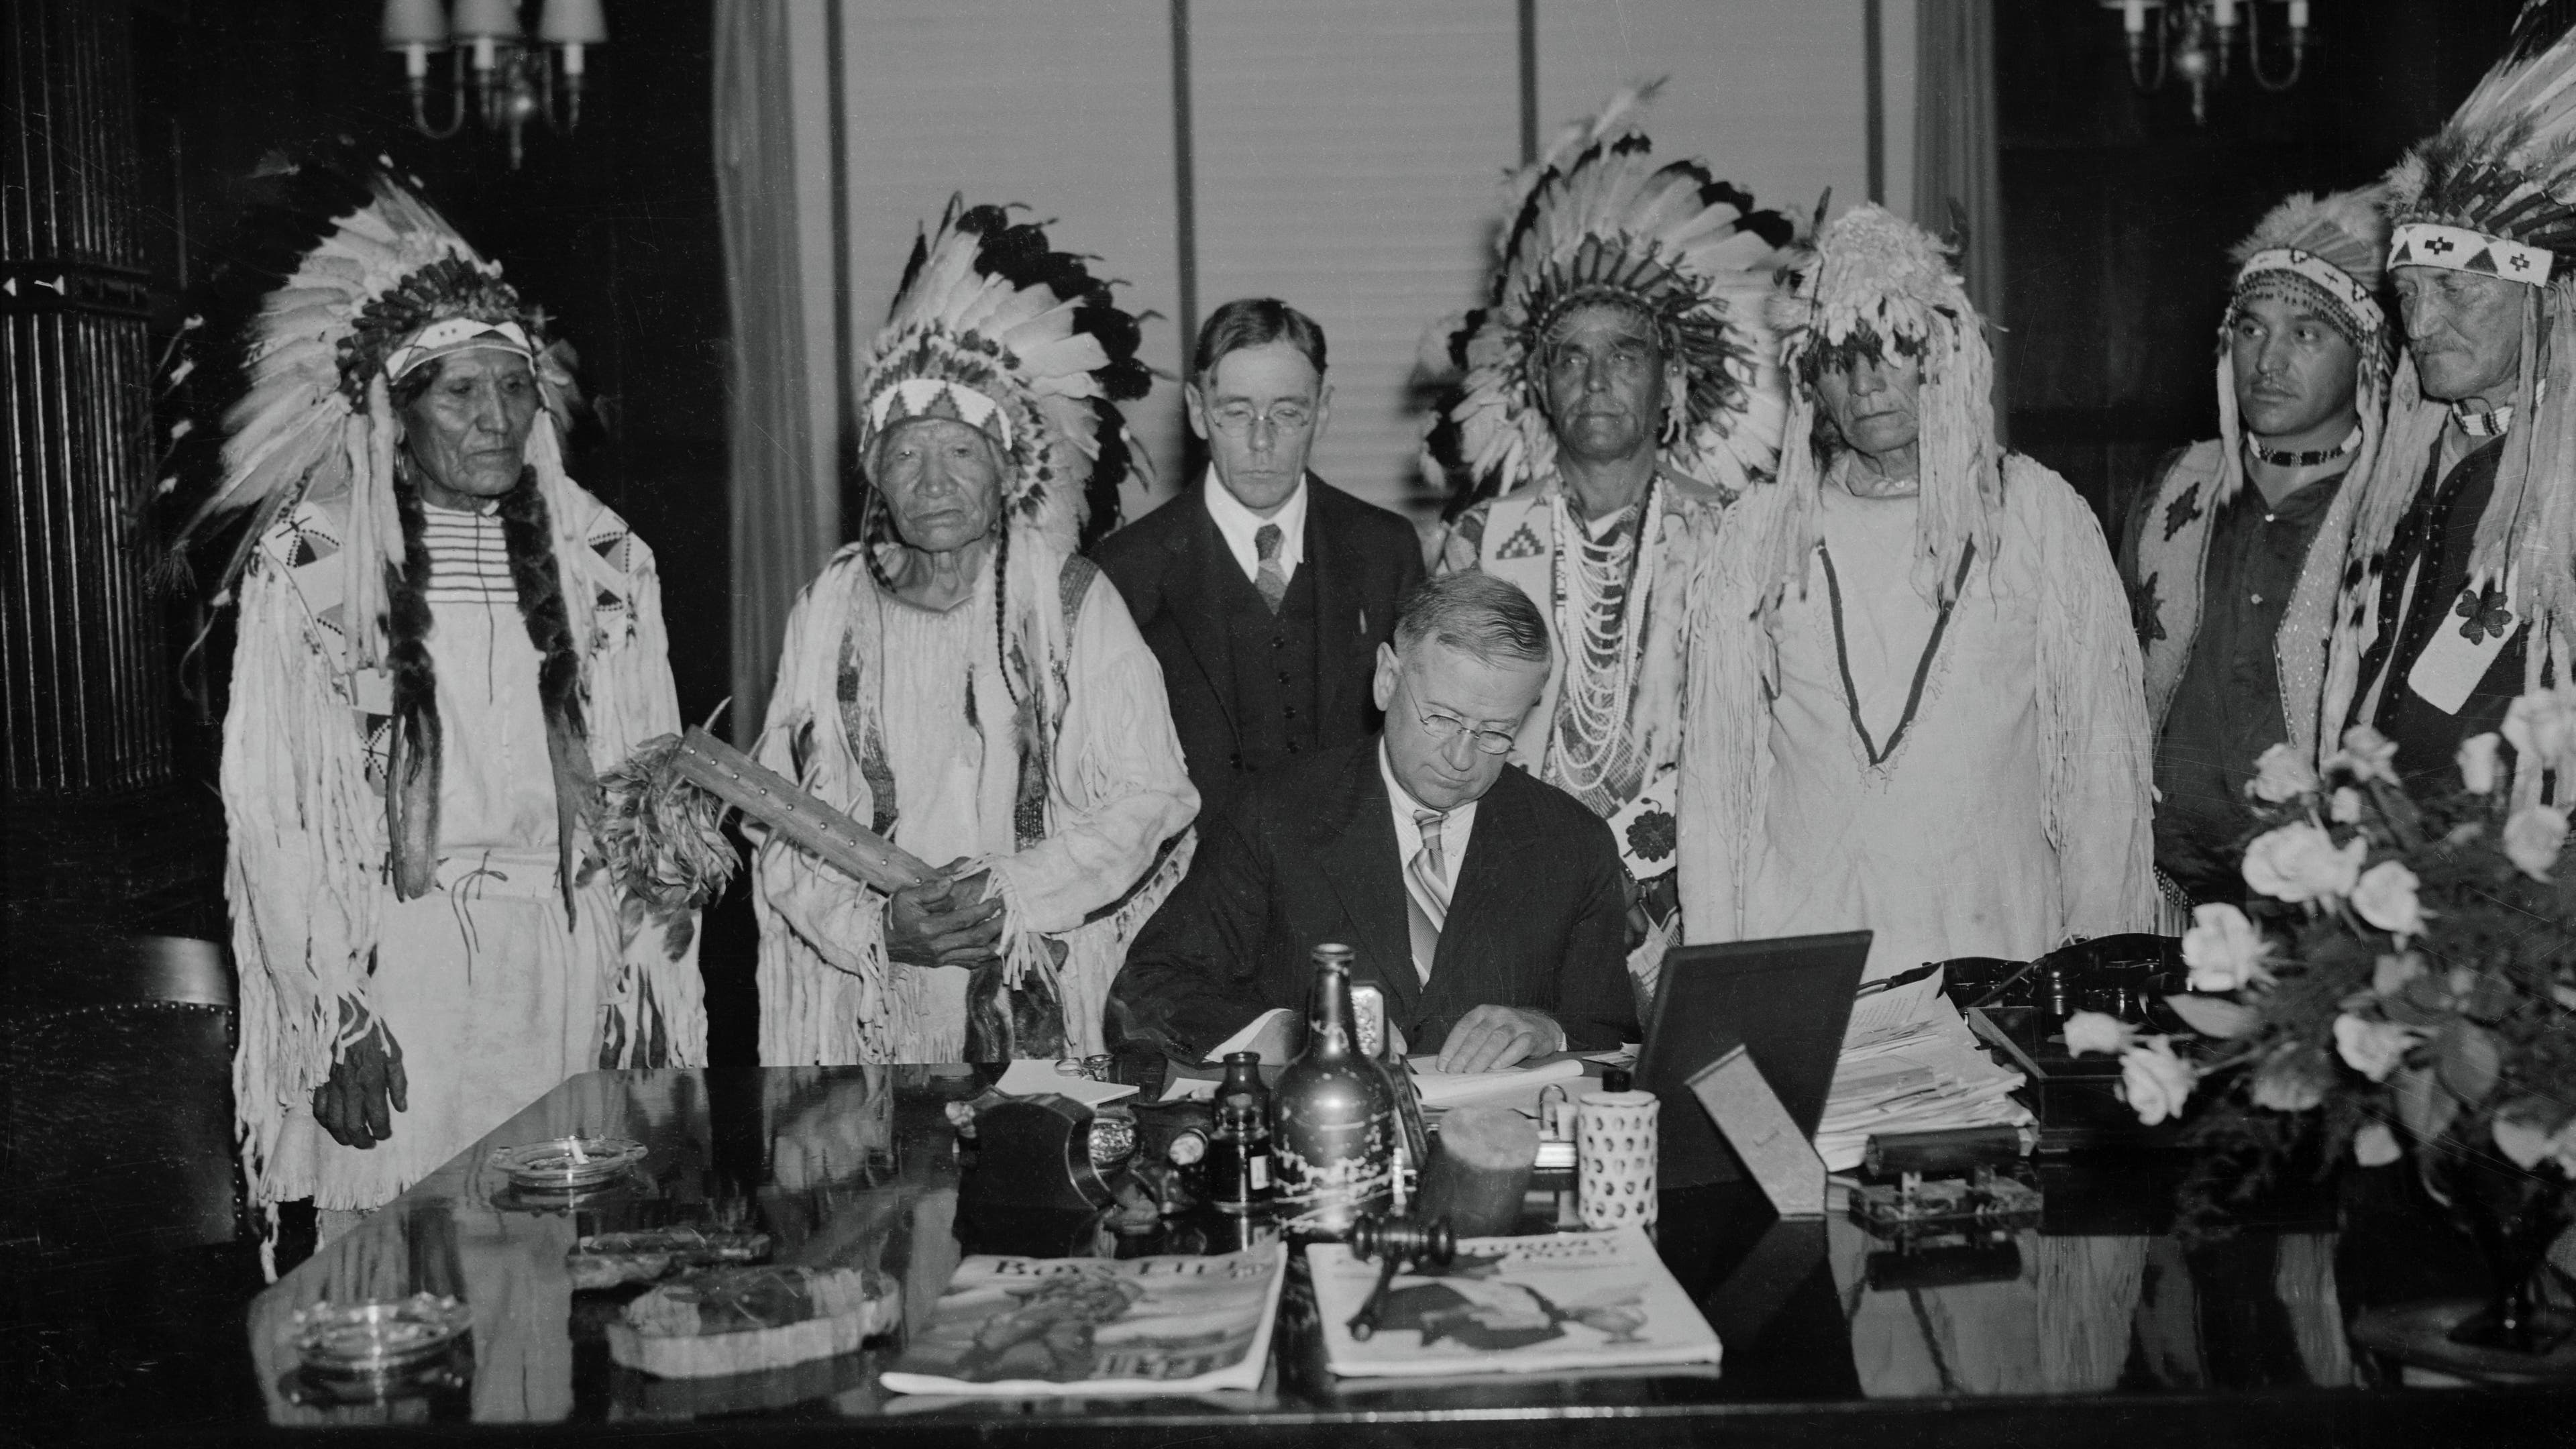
[
  {"xmin": 291, "ymin": 1294, "xmax": 474, "ymax": 1377},
  {"xmin": 489, "ymin": 1136, "xmax": 647, "ymax": 1190}
]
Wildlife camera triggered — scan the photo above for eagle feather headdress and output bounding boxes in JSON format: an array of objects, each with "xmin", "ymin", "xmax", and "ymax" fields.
[
  {"xmin": 856, "ymin": 197, "xmax": 1152, "ymax": 555},
  {"xmin": 1423, "ymin": 80, "xmax": 1793, "ymax": 507},
  {"xmin": 168, "ymin": 153, "xmax": 576, "ymax": 674}
]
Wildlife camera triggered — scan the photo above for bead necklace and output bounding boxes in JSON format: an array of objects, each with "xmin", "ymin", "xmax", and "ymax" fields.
[
  {"xmin": 1545, "ymin": 476, "xmax": 1661, "ymax": 806},
  {"xmin": 2452, "ymin": 403, "xmax": 2514, "ymax": 438},
  {"xmin": 2247, "ymin": 425, "xmax": 2361, "ymax": 468}
]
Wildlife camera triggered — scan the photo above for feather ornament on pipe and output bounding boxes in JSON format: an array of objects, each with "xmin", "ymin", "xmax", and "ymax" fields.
[
  {"xmin": 598, "ymin": 727, "xmax": 937, "ymax": 910},
  {"xmin": 596, "ymin": 735, "xmax": 741, "ymax": 910}
]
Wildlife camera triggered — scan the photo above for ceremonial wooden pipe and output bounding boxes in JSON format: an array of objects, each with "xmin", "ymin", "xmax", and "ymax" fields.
[
  {"xmin": 667, "ymin": 726, "xmax": 936, "ymax": 892},
  {"xmin": 1344, "ymin": 1212, "xmax": 1456, "ymax": 1341}
]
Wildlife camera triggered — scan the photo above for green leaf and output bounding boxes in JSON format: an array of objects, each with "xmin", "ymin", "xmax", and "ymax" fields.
[
  {"xmin": 2394, "ymin": 1065, "xmax": 2459, "ymax": 1144},
  {"xmin": 2434, "ymin": 1021, "xmax": 2501, "ymax": 1105},
  {"xmin": 2165, "ymin": 993, "xmax": 2258, "ymax": 1038},
  {"xmin": 2382, "ymin": 991, "xmax": 2448, "ymax": 1029}
]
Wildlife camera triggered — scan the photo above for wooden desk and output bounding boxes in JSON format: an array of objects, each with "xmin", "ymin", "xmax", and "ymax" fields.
[{"xmin": 13, "ymin": 1065, "xmax": 2573, "ymax": 1444}]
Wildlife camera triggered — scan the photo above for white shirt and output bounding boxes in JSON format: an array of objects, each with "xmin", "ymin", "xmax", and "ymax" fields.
[
  {"xmin": 1378, "ymin": 738, "xmax": 1474, "ymax": 901},
  {"xmin": 1201, "ymin": 466, "xmax": 1308, "ymax": 587}
]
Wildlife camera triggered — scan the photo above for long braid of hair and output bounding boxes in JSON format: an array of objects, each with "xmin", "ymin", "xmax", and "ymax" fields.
[
  {"xmin": 496, "ymin": 465, "xmax": 587, "ymax": 742},
  {"xmin": 989, "ymin": 521, "xmax": 1021, "ymax": 707},
  {"xmin": 386, "ymin": 459, "xmax": 441, "ymax": 794},
  {"xmin": 859, "ymin": 486, "xmax": 905, "ymax": 598}
]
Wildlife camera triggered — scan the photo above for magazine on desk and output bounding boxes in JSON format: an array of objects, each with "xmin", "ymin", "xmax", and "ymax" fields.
[
  {"xmin": 1307, "ymin": 1227, "xmax": 1721, "ymax": 1377},
  {"xmin": 878, "ymin": 1242, "xmax": 1285, "ymax": 1396}
]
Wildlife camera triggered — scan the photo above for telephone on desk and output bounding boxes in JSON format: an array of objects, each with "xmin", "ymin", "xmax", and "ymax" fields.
[
  {"xmin": 1937, "ymin": 933, "xmax": 2188, "ymax": 1151},
  {"xmin": 1939, "ymin": 932, "xmax": 2186, "ymax": 1034}
]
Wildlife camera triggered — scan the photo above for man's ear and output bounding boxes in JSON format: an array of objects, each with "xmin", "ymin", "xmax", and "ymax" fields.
[
  {"xmin": 1311, "ymin": 382, "xmax": 1334, "ymax": 447},
  {"xmin": 1372, "ymin": 642, "xmax": 1399, "ymax": 711},
  {"xmin": 1184, "ymin": 382, "xmax": 1210, "ymax": 442}
]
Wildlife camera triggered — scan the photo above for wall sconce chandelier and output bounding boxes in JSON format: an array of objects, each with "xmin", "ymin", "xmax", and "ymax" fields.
[
  {"xmin": 381, "ymin": 0, "xmax": 607, "ymax": 168},
  {"xmin": 2104, "ymin": 0, "xmax": 2310, "ymax": 125}
]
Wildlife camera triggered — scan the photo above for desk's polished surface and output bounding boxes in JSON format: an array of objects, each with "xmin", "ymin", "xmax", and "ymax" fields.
[{"xmin": 15, "ymin": 1065, "xmax": 2574, "ymax": 1444}]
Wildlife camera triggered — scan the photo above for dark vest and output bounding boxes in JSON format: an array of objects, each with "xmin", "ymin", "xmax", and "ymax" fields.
[{"xmin": 1215, "ymin": 546, "xmax": 1322, "ymax": 774}]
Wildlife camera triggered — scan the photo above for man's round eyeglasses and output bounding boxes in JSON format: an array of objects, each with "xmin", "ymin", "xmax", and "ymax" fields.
[
  {"xmin": 1208, "ymin": 401, "xmax": 1316, "ymax": 435},
  {"xmin": 1410, "ymin": 699, "xmax": 1519, "ymax": 756}
]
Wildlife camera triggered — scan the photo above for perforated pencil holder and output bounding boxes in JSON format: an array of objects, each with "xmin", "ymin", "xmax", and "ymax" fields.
[{"xmin": 1576, "ymin": 1089, "xmax": 1660, "ymax": 1230}]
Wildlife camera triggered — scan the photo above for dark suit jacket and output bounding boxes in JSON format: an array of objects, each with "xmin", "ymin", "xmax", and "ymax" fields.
[
  {"xmin": 1110, "ymin": 738, "xmax": 1636, "ymax": 1062},
  {"xmin": 1089, "ymin": 475, "xmax": 1426, "ymax": 819}
]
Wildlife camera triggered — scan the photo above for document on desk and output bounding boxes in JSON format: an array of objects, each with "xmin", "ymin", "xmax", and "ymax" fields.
[
  {"xmin": 881, "ymin": 1242, "xmax": 1285, "ymax": 1396},
  {"xmin": 1813, "ymin": 998, "xmax": 2031, "ymax": 1172},
  {"xmin": 1408, "ymin": 1055, "xmax": 1585, "ymax": 1111},
  {"xmin": 1309, "ymin": 1226, "xmax": 1720, "ymax": 1377}
]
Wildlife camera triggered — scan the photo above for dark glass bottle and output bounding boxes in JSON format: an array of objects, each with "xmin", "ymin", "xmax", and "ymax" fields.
[
  {"xmin": 1206, "ymin": 1051, "xmax": 1274, "ymax": 1216},
  {"xmin": 1271, "ymin": 943, "xmax": 1395, "ymax": 1242}
]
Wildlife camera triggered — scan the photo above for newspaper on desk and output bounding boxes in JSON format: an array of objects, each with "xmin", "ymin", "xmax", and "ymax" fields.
[
  {"xmin": 1308, "ymin": 1226, "xmax": 1720, "ymax": 1377},
  {"xmin": 879, "ymin": 1242, "xmax": 1285, "ymax": 1396},
  {"xmin": 1813, "ymin": 994, "xmax": 2032, "ymax": 1172}
]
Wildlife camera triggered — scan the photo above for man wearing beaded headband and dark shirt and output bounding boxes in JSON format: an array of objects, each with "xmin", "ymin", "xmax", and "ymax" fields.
[
  {"xmin": 2120, "ymin": 189, "xmax": 2391, "ymax": 910},
  {"xmin": 2322, "ymin": 32, "xmax": 2576, "ymax": 794}
]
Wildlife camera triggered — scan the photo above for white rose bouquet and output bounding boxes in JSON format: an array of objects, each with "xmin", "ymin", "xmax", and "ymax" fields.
[{"xmin": 2070, "ymin": 693, "xmax": 2576, "ymax": 1224}]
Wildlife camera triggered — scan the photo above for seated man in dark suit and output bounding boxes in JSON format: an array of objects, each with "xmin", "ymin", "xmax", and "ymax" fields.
[
  {"xmin": 1110, "ymin": 572, "xmax": 1635, "ymax": 1073},
  {"xmin": 1091, "ymin": 298, "xmax": 1426, "ymax": 820}
]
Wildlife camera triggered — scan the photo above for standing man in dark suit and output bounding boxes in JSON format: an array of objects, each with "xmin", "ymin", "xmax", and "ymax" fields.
[
  {"xmin": 1110, "ymin": 572, "xmax": 1635, "ymax": 1073},
  {"xmin": 1091, "ymin": 299, "xmax": 1426, "ymax": 820}
]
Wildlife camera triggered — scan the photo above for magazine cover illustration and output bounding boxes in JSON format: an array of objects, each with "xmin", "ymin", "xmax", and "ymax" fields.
[
  {"xmin": 880, "ymin": 1242, "xmax": 1285, "ymax": 1396},
  {"xmin": 1307, "ymin": 1227, "xmax": 1720, "ymax": 1377}
]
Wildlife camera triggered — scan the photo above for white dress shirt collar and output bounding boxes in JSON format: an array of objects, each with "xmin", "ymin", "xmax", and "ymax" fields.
[
  {"xmin": 1201, "ymin": 466, "xmax": 1309, "ymax": 586},
  {"xmin": 1377, "ymin": 737, "xmax": 1474, "ymax": 898}
]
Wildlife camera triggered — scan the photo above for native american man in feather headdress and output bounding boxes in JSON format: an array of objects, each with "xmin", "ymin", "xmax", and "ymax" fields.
[
  {"xmin": 2121, "ymin": 187, "xmax": 2392, "ymax": 914},
  {"xmin": 176, "ymin": 160, "xmax": 700, "ymax": 1243},
  {"xmin": 749, "ymin": 199, "xmax": 1195, "ymax": 1065},
  {"xmin": 1679, "ymin": 205, "xmax": 2158, "ymax": 1018},
  {"xmin": 2320, "ymin": 6, "xmax": 2576, "ymax": 807},
  {"xmin": 1423, "ymin": 84, "xmax": 1793, "ymax": 1008}
]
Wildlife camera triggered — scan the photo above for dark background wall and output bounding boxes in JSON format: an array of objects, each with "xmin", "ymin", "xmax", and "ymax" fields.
[
  {"xmin": 129, "ymin": 0, "xmax": 730, "ymax": 733},
  {"xmin": 1998, "ymin": 0, "xmax": 2524, "ymax": 535}
]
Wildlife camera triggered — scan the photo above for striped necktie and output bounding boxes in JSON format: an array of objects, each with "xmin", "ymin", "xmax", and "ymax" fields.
[
  {"xmin": 1402, "ymin": 806, "xmax": 1452, "ymax": 986},
  {"xmin": 1254, "ymin": 522, "xmax": 1288, "ymax": 613}
]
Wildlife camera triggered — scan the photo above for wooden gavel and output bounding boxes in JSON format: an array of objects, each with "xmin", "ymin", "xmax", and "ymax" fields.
[{"xmin": 1344, "ymin": 1212, "xmax": 1456, "ymax": 1342}]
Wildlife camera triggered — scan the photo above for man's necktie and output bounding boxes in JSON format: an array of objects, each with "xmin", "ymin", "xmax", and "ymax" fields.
[
  {"xmin": 1404, "ymin": 807, "xmax": 1450, "ymax": 983},
  {"xmin": 1254, "ymin": 522, "xmax": 1288, "ymax": 613}
]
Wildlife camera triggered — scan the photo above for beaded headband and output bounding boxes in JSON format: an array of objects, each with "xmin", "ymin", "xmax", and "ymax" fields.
[{"xmin": 2387, "ymin": 223, "xmax": 2555, "ymax": 286}]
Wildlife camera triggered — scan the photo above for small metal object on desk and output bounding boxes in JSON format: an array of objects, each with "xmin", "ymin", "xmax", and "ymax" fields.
[
  {"xmin": 1534, "ymin": 1083, "xmax": 1578, "ymax": 1171},
  {"xmin": 1343, "ymin": 1212, "xmax": 1456, "ymax": 1342},
  {"xmin": 291, "ymin": 1294, "xmax": 474, "ymax": 1381},
  {"xmin": 488, "ymin": 1136, "xmax": 647, "ymax": 1191},
  {"xmin": 1087, "ymin": 1104, "xmax": 1138, "ymax": 1167},
  {"xmin": 1849, "ymin": 1126, "xmax": 2041, "ymax": 1241}
]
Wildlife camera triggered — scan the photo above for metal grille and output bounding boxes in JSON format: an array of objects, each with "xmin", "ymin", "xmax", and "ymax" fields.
[{"xmin": 3, "ymin": 0, "xmax": 172, "ymax": 795}]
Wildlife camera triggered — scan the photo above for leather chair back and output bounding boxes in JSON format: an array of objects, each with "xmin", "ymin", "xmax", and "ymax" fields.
[{"xmin": 3, "ymin": 927, "xmax": 243, "ymax": 1258}]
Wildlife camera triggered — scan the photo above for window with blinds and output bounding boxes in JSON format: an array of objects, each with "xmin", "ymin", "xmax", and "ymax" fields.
[
  {"xmin": 838, "ymin": 0, "xmax": 1185, "ymax": 524},
  {"xmin": 826, "ymin": 1, "xmax": 1885, "ymax": 531},
  {"xmin": 1190, "ymin": 0, "xmax": 1519, "ymax": 525}
]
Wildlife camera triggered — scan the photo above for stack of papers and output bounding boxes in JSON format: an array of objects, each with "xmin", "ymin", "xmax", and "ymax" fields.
[{"xmin": 1813, "ymin": 998, "xmax": 2030, "ymax": 1171}]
